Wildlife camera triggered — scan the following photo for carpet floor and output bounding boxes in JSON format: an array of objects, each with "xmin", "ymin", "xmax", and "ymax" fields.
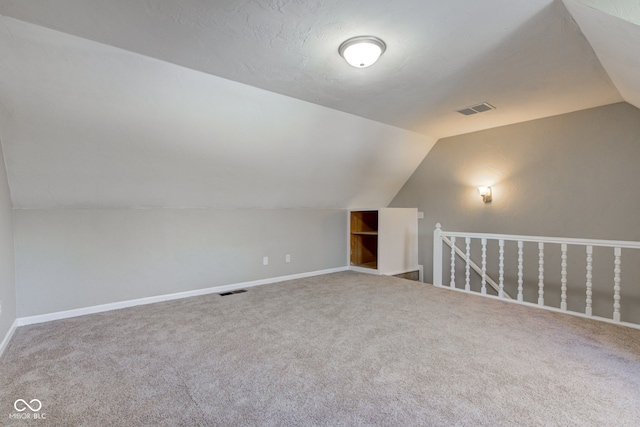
[{"xmin": 1, "ymin": 271, "xmax": 640, "ymax": 426}]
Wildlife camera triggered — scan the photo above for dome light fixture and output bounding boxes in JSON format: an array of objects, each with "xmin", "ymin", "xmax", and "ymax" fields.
[{"xmin": 338, "ymin": 36, "xmax": 386, "ymax": 68}]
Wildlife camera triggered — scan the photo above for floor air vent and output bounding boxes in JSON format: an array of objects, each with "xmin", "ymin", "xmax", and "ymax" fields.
[
  {"xmin": 219, "ymin": 289, "xmax": 247, "ymax": 296},
  {"xmin": 456, "ymin": 102, "xmax": 496, "ymax": 115}
]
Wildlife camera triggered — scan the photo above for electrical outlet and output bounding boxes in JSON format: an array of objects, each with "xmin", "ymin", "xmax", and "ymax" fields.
[
  {"xmin": 263, "ymin": 256, "xmax": 269, "ymax": 266},
  {"xmin": 286, "ymin": 254, "xmax": 291, "ymax": 263}
]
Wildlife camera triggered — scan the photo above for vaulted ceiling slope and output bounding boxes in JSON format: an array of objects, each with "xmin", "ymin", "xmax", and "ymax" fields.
[
  {"xmin": 563, "ymin": 0, "xmax": 640, "ymax": 109},
  {"xmin": 0, "ymin": 17, "xmax": 434, "ymax": 209},
  {"xmin": 0, "ymin": 0, "xmax": 635, "ymax": 209}
]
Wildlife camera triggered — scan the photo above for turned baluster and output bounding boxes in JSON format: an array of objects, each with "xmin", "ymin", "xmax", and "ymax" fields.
[
  {"xmin": 613, "ymin": 247, "xmax": 621, "ymax": 322},
  {"xmin": 481, "ymin": 238, "xmax": 487, "ymax": 295},
  {"xmin": 450, "ymin": 236, "xmax": 456, "ymax": 289},
  {"xmin": 499, "ymin": 239, "xmax": 505, "ymax": 298},
  {"xmin": 585, "ymin": 245, "xmax": 593, "ymax": 317},
  {"xmin": 517, "ymin": 240, "xmax": 524, "ymax": 302},
  {"xmin": 561, "ymin": 243, "xmax": 568, "ymax": 311},
  {"xmin": 538, "ymin": 242, "xmax": 544, "ymax": 306},
  {"xmin": 465, "ymin": 237, "xmax": 471, "ymax": 291}
]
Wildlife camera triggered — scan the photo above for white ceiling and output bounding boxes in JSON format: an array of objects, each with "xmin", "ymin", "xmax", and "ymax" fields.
[
  {"xmin": 0, "ymin": 0, "xmax": 637, "ymax": 209},
  {"xmin": 563, "ymin": 0, "xmax": 640, "ymax": 109}
]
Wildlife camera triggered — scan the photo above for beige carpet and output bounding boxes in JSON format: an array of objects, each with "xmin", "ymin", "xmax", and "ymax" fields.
[{"xmin": 1, "ymin": 271, "xmax": 640, "ymax": 426}]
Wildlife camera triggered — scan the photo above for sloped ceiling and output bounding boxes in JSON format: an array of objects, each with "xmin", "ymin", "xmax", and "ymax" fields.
[
  {"xmin": 0, "ymin": 17, "xmax": 434, "ymax": 209},
  {"xmin": 0, "ymin": 0, "xmax": 633, "ymax": 209},
  {"xmin": 563, "ymin": 0, "xmax": 640, "ymax": 110}
]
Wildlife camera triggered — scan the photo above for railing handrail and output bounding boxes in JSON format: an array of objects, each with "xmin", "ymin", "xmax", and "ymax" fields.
[{"xmin": 439, "ymin": 227, "xmax": 640, "ymax": 250}]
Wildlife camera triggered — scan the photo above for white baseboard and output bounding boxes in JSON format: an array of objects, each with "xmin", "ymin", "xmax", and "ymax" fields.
[
  {"xmin": 0, "ymin": 319, "xmax": 19, "ymax": 358},
  {"xmin": 15, "ymin": 266, "xmax": 349, "ymax": 328}
]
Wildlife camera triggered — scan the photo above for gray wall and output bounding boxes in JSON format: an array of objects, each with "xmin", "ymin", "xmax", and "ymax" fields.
[
  {"xmin": 390, "ymin": 102, "xmax": 640, "ymax": 323},
  {"xmin": 0, "ymin": 142, "xmax": 15, "ymax": 341},
  {"xmin": 14, "ymin": 209, "xmax": 347, "ymax": 317}
]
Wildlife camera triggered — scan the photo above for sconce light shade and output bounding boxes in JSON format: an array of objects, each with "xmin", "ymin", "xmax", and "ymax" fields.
[
  {"xmin": 477, "ymin": 186, "xmax": 492, "ymax": 203},
  {"xmin": 339, "ymin": 36, "xmax": 386, "ymax": 68}
]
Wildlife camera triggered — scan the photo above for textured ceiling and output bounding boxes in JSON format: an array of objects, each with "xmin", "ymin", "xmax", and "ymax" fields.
[
  {"xmin": 0, "ymin": 16, "xmax": 435, "ymax": 209},
  {"xmin": 0, "ymin": 0, "xmax": 636, "ymax": 209},
  {"xmin": 0, "ymin": 0, "xmax": 623, "ymax": 138}
]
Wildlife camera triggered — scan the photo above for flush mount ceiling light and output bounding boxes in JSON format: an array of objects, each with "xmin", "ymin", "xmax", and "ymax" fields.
[{"xmin": 338, "ymin": 36, "xmax": 386, "ymax": 68}]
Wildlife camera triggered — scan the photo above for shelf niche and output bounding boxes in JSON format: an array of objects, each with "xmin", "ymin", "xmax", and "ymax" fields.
[
  {"xmin": 350, "ymin": 210, "xmax": 378, "ymax": 269},
  {"xmin": 349, "ymin": 208, "xmax": 419, "ymax": 277}
]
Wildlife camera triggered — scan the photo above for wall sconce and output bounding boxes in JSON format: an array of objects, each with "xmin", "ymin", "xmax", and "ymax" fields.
[{"xmin": 477, "ymin": 186, "xmax": 492, "ymax": 203}]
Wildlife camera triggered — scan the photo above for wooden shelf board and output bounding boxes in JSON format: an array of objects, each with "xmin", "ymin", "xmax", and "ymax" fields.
[
  {"xmin": 351, "ymin": 231, "xmax": 378, "ymax": 235},
  {"xmin": 353, "ymin": 261, "xmax": 377, "ymax": 269}
]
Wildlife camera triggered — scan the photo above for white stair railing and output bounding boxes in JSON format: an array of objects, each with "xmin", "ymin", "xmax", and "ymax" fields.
[
  {"xmin": 433, "ymin": 223, "xmax": 640, "ymax": 329},
  {"xmin": 440, "ymin": 235, "xmax": 511, "ymax": 299}
]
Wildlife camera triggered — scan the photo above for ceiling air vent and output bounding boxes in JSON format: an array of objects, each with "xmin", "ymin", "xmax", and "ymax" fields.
[{"xmin": 456, "ymin": 102, "xmax": 496, "ymax": 116}]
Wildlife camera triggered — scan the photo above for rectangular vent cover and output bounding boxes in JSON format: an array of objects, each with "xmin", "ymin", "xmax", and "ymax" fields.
[
  {"xmin": 456, "ymin": 102, "xmax": 496, "ymax": 115},
  {"xmin": 219, "ymin": 289, "xmax": 247, "ymax": 296}
]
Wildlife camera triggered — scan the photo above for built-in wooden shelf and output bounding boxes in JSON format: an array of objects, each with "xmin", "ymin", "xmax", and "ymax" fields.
[
  {"xmin": 358, "ymin": 261, "xmax": 378, "ymax": 269},
  {"xmin": 350, "ymin": 210, "xmax": 379, "ymax": 269},
  {"xmin": 349, "ymin": 208, "xmax": 419, "ymax": 276}
]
